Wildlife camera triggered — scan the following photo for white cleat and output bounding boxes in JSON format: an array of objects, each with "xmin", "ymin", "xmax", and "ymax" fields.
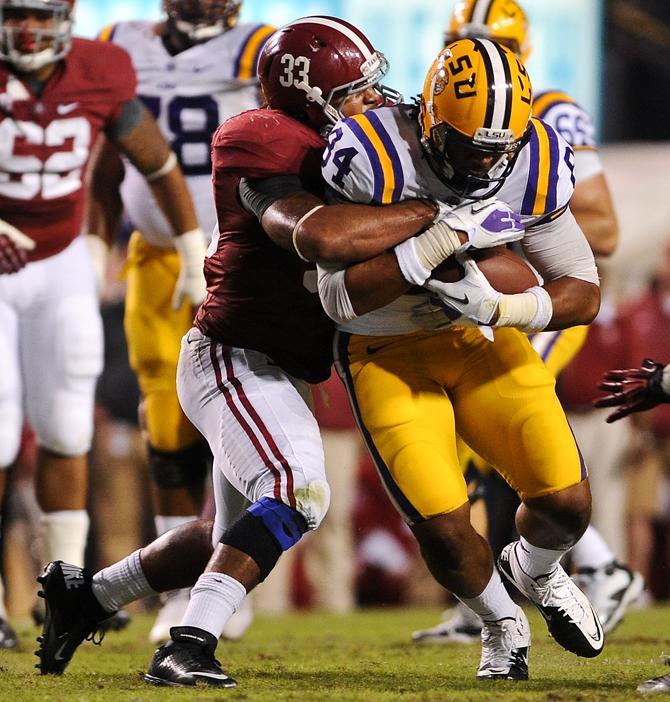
[
  {"xmin": 149, "ymin": 588, "xmax": 190, "ymax": 644},
  {"xmin": 221, "ymin": 596, "xmax": 254, "ymax": 641},
  {"xmin": 412, "ymin": 602, "xmax": 482, "ymax": 644},
  {"xmin": 638, "ymin": 673, "xmax": 670, "ymax": 694},
  {"xmin": 477, "ymin": 607, "xmax": 530, "ymax": 680},
  {"xmin": 498, "ymin": 541, "xmax": 604, "ymax": 658},
  {"xmin": 573, "ymin": 561, "xmax": 644, "ymax": 634}
]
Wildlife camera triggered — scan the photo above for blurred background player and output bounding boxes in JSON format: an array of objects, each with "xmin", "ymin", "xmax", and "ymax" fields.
[
  {"xmin": 0, "ymin": 0, "xmax": 205, "ymax": 646},
  {"xmin": 412, "ymin": 0, "xmax": 642, "ymax": 646},
  {"xmin": 595, "ymin": 355, "xmax": 670, "ymax": 693},
  {"xmin": 89, "ymin": 0, "xmax": 273, "ymax": 642}
]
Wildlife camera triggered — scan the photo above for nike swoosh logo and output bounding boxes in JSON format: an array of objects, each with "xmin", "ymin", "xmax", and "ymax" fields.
[
  {"xmin": 442, "ymin": 293, "xmax": 469, "ymax": 305},
  {"xmin": 54, "ymin": 637, "xmax": 69, "ymax": 661},
  {"xmin": 57, "ymin": 102, "xmax": 79, "ymax": 115}
]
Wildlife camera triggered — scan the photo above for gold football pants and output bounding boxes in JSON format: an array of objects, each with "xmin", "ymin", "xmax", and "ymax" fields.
[
  {"xmin": 124, "ymin": 232, "xmax": 201, "ymax": 452},
  {"xmin": 336, "ymin": 327, "xmax": 586, "ymax": 524}
]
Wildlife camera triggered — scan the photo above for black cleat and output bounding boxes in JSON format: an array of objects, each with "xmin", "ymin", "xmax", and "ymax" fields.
[
  {"xmin": 35, "ymin": 561, "xmax": 112, "ymax": 674},
  {"xmin": 144, "ymin": 626, "xmax": 237, "ymax": 688},
  {"xmin": 0, "ymin": 617, "xmax": 18, "ymax": 649}
]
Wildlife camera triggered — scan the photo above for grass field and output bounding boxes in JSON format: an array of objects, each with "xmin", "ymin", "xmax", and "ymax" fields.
[{"xmin": 2, "ymin": 606, "xmax": 670, "ymax": 701}]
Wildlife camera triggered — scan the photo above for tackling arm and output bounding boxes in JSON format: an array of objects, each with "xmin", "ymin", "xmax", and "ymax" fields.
[
  {"xmin": 260, "ymin": 190, "xmax": 438, "ymax": 265},
  {"xmin": 594, "ymin": 359, "xmax": 670, "ymax": 423}
]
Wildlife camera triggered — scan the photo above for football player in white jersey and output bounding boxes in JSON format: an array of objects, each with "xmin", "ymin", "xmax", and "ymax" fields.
[
  {"xmin": 412, "ymin": 0, "xmax": 641, "ymax": 646},
  {"xmin": 317, "ymin": 38, "xmax": 604, "ymax": 678},
  {"xmin": 0, "ymin": 0, "xmax": 204, "ymax": 646},
  {"xmin": 89, "ymin": 0, "xmax": 273, "ymax": 642}
]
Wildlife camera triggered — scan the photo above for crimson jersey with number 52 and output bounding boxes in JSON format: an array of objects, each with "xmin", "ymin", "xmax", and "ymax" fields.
[{"xmin": 0, "ymin": 39, "xmax": 136, "ymax": 261}]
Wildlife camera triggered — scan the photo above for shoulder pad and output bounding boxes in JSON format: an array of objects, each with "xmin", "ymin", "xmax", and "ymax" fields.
[
  {"xmin": 212, "ymin": 109, "xmax": 324, "ymax": 177},
  {"xmin": 96, "ymin": 23, "xmax": 117, "ymax": 42},
  {"xmin": 322, "ymin": 108, "xmax": 406, "ymax": 205},
  {"xmin": 533, "ymin": 90, "xmax": 597, "ymax": 151},
  {"xmin": 519, "ymin": 118, "xmax": 576, "ymax": 220},
  {"xmin": 68, "ymin": 39, "xmax": 137, "ymax": 101},
  {"xmin": 232, "ymin": 24, "xmax": 275, "ymax": 80}
]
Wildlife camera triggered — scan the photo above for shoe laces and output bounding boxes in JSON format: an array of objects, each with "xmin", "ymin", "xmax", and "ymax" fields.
[
  {"xmin": 85, "ymin": 626, "xmax": 106, "ymax": 646},
  {"xmin": 532, "ymin": 568, "xmax": 589, "ymax": 625}
]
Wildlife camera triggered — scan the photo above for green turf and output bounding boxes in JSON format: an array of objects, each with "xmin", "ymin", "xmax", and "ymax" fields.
[{"xmin": 2, "ymin": 606, "xmax": 669, "ymax": 701}]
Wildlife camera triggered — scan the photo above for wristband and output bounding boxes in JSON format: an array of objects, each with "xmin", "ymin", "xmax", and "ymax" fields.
[{"xmin": 495, "ymin": 286, "xmax": 553, "ymax": 333}]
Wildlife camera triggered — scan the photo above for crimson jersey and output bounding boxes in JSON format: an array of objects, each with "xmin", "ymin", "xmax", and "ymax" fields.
[
  {"xmin": 0, "ymin": 38, "xmax": 137, "ymax": 261},
  {"xmin": 195, "ymin": 108, "xmax": 333, "ymax": 383}
]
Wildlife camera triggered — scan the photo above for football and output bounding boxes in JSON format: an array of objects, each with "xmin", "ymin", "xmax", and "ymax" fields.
[{"xmin": 430, "ymin": 247, "xmax": 539, "ymax": 294}]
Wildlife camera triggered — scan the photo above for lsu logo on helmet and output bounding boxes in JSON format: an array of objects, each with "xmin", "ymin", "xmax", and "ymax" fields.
[
  {"xmin": 446, "ymin": 0, "xmax": 532, "ymax": 63},
  {"xmin": 420, "ymin": 38, "xmax": 532, "ymax": 198}
]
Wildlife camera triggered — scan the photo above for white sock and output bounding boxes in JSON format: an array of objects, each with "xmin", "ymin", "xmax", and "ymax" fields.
[
  {"xmin": 180, "ymin": 572, "xmax": 246, "ymax": 640},
  {"xmin": 516, "ymin": 536, "xmax": 567, "ymax": 579},
  {"xmin": 570, "ymin": 525, "xmax": 615, "ymax": 570},
  {"xmin": 41, "ymin": 510, "xmax": 90, "ymax": 566},
  {"xmin": 458, "ymin": 568, "xmax": 518, "ymax": 623},
  {"xmin": 155, "ymin": 515, "xmax": 198, "ymax": 538},
  {"xmin": 92, "ymin": 549, "xmax": 157, "ymax": 613}
]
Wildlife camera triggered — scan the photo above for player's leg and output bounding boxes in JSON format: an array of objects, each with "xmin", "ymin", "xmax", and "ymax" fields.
[
  {"xmin": 456, "ymin": 327, "xmax": 603, "ymax": 658},
  {"xmin": 532, "ymin": 326, "xmax": 643, "ymax": 632},
  {"xmin": 21, "ymin": 239, "xmax": 103, "ymax": 569},
  {"xmin": 338, "ymin": 331, "xmax": 529, "ymax": 680},
  {"xmin": 0, "ymin": 293, "xmax": 22, "ymax": 648},
  {"xmin": 35, "ymin": 518, "xmax": 216, "ymax": 674},
  {"xmin": 142, "ymin": 331, "xmax": 330, "ymax": 687},
  {"xmin": 124, "ymin": 234, "xmax": 209, "ymax": 640}
]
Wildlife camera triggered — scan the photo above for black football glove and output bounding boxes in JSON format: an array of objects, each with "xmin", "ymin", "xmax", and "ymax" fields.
[{"xmin": 593, "ymin": 358, "xmax": 670, "ymax": 423}]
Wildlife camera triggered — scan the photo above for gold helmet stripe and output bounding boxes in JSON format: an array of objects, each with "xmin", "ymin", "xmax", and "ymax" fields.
[{"xmin": 473, "ymin": 38, "xmax": 513, "ymax": 130}]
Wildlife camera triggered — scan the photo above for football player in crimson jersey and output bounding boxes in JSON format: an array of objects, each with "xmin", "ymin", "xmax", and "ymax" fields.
[
  {"xmin": 0, "ymin": 0, "xmax": 206, "ymax": 646},
  {"xmin": 88, "ymin": 0, "xmax": 274, "ymax": 645},
  {"xmin": 411, "ymin": 0, "xmax": 639, "ymax": 646},
  {"xmin": 35, "ymin": 16, "xmax": 501, "ymax": 687}
]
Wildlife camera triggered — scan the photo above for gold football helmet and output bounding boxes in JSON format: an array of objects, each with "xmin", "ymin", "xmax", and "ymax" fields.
[
  {"xmin": 420, "ymin": 38, "xmax": 532, "ymax": 199},
  {"xmin": 446, "ymin": 0, "xmax": 531, "ymax": 63}
]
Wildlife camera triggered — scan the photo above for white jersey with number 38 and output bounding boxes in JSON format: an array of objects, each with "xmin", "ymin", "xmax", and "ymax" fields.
[{"xmin": 99, "ymin": 20, "xmax": 273, "ymax": 248}]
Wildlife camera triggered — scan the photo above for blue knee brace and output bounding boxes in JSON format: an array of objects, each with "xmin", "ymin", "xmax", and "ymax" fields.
[{"xmin": 220, "ymin": 497, "xmax": 308, "ymax": 581}]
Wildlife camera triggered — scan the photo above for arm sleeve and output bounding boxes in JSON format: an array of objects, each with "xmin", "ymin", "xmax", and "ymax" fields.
[
  {"xmin": 574, "ymin": 149, "xmax": 604, "ymax": 183},
  {"xmin": 317, "ymin": 264, "xmax": 358, "ymax": 323},
  {"xmin": 104, "ymin": 97, "xmax": 145, "ymax": 140},
  {"xmin": 521, "ymin": 208, "xmax": 600, "ymax": 285},
  {"xmin": 238, "ymin": 175, "xmax": 305, "ymax": 220}
]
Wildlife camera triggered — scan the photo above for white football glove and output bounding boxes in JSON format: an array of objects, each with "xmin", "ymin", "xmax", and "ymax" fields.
[
  {"xmin": 172, "ymin": 228, "xmax": 207, "ymax": 310},
  {"xmin": 441, "ymin": 197, "xmax": 525, "ymax": 253},
  {"xmin": 419, "ymin": 255, "xmax": 502, "ymax": 328}
]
